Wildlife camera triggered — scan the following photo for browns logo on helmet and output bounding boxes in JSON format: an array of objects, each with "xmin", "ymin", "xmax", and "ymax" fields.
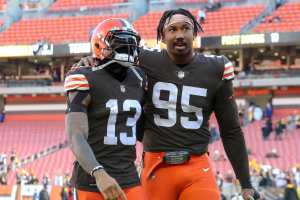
[{"xmin": 91, "ymin": 18, "xmax": 141, "ymax": 67}]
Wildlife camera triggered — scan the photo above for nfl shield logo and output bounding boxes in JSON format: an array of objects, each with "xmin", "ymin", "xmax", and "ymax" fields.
[
  {"xmin": 177, "ymin": 71, "xmax": 185, "ymax": 79},
  {"xmin": 120, "ymin": 85, "xmax": 126, "ymax": 93}
]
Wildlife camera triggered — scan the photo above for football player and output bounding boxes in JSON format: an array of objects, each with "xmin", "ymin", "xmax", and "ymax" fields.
[
  {"xmin": 73, "ymin": 9, "xmax": 260, "ymax": 200},
  {"xmin": 139, "ymin": 9, "xmax": 259, "ymax": 200},
  {"xmin": 65, "ymin": 18, "xmax": 146, "ymax": 200}
]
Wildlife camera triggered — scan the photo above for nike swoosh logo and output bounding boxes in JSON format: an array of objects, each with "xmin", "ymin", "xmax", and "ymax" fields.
[{"xmin": 202, "ymin": 168, "xmax": 210, "ymax": 172}]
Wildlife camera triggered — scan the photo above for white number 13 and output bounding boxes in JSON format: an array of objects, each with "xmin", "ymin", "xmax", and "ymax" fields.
[
  {"xmin": 153, "ymin": 82, "xmax": 207, "ymax": 129},
  {"xmin": 104, "ymin": 99, "xmax": 141, "ymax": 145}
]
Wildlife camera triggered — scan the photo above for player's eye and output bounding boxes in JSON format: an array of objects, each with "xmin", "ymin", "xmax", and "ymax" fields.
[
  {"xmin": 168, "ymin": 27, "xmax": 176, "ymax": 32},
  {"xmin": 183, "ymin": 26, "xmax": 191, "ymax": 31}
]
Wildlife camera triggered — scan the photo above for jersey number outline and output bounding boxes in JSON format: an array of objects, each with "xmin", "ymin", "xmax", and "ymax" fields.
[
  {"xmin": 153, "ymin": 82, "xmax": 207, "ymax": 129},
  {"xmin": 104, "ymin": 99, "xmax": 142, "ymax": 145}
]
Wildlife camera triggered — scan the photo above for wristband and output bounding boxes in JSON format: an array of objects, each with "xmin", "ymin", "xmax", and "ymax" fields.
[{"xmin": 90, "ymin": 165, "xmax": 104, "ymax": 177}]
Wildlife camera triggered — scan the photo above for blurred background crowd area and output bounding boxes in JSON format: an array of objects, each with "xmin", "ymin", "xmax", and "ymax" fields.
[{"xmin": 1, "ymin": 0, "xmax": 300, "ymax": 199}]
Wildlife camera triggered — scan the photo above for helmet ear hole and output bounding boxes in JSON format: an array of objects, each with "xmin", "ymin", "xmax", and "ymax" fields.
[{"xmin": 95, "ymin": 43, "xmax": 100, "ymax": 49}]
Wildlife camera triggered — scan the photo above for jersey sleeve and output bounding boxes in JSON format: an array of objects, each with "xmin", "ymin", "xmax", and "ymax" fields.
[
  {"xmin": 213, "ymin": 81, "xmax": 252, "ymax": 189},
  {"xmin": 222, "ymin": 56, "xmax": 235, "ymax": 81},
  {"xmin": 64, "ymin": 73, "xmax": 90, "ymax": 92}
]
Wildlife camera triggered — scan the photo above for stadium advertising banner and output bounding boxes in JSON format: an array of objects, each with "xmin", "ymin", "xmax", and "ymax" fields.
[
  {"xmin": 200, "ymin": 36, "xmax": 220, "ymax": 49},
  {"xmin": 221, "ymin": 33, "xmax": 266, "ymax": 46},
  {"xmin": 68, "ymin": 42, "xmax": 91, "ymax": 54},
  {"xmin": 53, "ymin": 44, "xmax": 70, "ymax": 56},
  {"xmin": 201, "ymin": 31, "xmax": 300, "ymax": 48},
  {"xmin": 0, "ymin": 33, "xmax": 299, "ymax": 58},
  {"xmin": 266, "ymin": 32, "xmax": 300, "ymax": 45},
  {"xmin": 0, "ymin": 45, "xmax": 33, "ymax": 57},
  {"xmin": 21, "ymin": 185, "xmax": 44, "ymax": 196},
  {"xmin": 31, "ymin": 43, "xmax": 53, "ymax": 56},
  {"xmin": 0, "ymin": 43, "xmax": 53, "ymax": 57},
  {"xmin": 55, "ymin": 42, "xmax": 95, "ymax": 56}
]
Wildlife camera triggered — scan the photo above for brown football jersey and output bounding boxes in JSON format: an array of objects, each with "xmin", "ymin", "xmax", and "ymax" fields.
[
  {"xmin": 139, "ymin": 49, "xmax": 234, "ymax": 154},
  {"xmin": 64, "ymin": 66, "xmax": 146, "ymax": 191}
]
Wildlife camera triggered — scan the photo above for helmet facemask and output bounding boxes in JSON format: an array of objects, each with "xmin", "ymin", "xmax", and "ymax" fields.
[{"xmin": 104, "ymin": 30, "xmax": 141, "ymax": 67}]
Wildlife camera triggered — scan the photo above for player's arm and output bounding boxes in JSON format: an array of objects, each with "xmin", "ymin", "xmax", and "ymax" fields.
[
  {"xmin": 214, "ymin": 80, "xmax": 251, "ymax": 188},
  {"xmin": 214, "ymin": 57, "xmax": 260, "ymax": 200},
  {"xmin": 64, "ymin": 74, "xmax": 126, "ymax": 200},
  {"xmin": 65, "ymin": 91, "xmax": 98, "ymax": 174},
  {"xmin": 64, "ymin": 73, "xmax": 100, "ymax": 176},
  {"xmin": 214, "ymin": 56, "xmax": 251, "ymax": 189}
]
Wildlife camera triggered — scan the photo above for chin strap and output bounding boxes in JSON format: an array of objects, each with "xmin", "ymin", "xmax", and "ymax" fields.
[
  {"xmin": 129, "ymin": 66, "xmax": 143, "ymax": 82},
  {"xmin": 91, "ymin": 60, "xmax": 115, "ymax": 71},
  {"xmin": 91, "ymin": 54, "xmax": 143, "ymax": 83}
]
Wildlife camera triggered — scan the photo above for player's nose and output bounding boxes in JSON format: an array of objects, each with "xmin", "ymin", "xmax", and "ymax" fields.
[{"xmin": 175, "ymin": 31, "xmax": 185, "ymax": 40}]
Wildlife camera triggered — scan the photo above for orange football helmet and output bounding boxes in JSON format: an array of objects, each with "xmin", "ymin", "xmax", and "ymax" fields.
[{"xmin": 91, "ymin": 18, "xmax": 140, "ymax": 65}]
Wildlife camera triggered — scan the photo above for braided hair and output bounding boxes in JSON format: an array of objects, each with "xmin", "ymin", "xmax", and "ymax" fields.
[{"xmin": 157, "ymin": 8, "xmax": 203, "ymax": 42}]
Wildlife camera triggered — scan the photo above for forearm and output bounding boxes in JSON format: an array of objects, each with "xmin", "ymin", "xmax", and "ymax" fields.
[
  {"xmin": 66, "ymin": 112, "xmax": 101, "ymax": 174},
  {"xmin": 70, "ymin": 132, "xmax": 100, "ymax": 174},
  {"xmin": 221, "ymin": 127, "xmax": 251, "ymax": 188}
]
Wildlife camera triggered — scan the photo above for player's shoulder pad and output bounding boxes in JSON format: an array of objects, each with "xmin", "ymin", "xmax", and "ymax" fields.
[
  {"xmin": 221, "ymin": 55, "xmax": 234, "ymax": 81},
  {"xmin": 64, "ymin": 70, "xmax": 90, "ymax": 92},
  {"xmin": 139, "ymin": 46, "xmax": 162, "ymax": 57},
  {"xmin": 202, "ymin": 54, "xmax": 234, "ymax": 81}
]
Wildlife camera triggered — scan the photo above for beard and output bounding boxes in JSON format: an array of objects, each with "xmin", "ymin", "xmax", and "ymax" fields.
[{"xmin": 172, "ymin": 44, "xmax": 192, "ymax": 56}]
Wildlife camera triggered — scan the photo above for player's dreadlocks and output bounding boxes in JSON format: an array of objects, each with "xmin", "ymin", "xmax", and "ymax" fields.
[{"xmin": 157, "ymin": 8, "xmax": 203, "ymax": 42}]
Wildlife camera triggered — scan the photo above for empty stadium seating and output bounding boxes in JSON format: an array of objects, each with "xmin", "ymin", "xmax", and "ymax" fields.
[
  {"xmin": 133, "ymin": 5, "xmax": 265, "ymax": 39},
  {"xmin": 0, "ymin": 114, "xmax": 68, "ymax": 184},
  {"xmin": 176, "ymin": 0, "xmax": 208, "ymax": 3},
  {"xmin": 175, "ymin": 0, "xmax": 244, "ymax": 3},
  {"xmin": 0, "ymin": 114, "xmax": 66, "ymax": 158},
  {"xmin": 209, "ymin": 108, "xmax": 300, "ymax": 174},
  {"xmin": 133, "ymin": 11, "xmax": 162, "ymax": 39},
  {"xmin": 1, "ymin": 108, "xmax": 299, "ymax": 184},
  {"xmin": 254, "ymin": 2, "xmax": 300, "ymax": 33},
  {"xmin": 21, "ymin": 148, "xmax": 74, "ymax": 182},
  {"xmin": 50, "ymin": 0, "xmax": 126, "ymax": 11},
  {"xmin": 200, "ymin": 5, "xmax": 265, "ymax": 36},
  {"xmin": 0, "ymin": 14, "xmax": 128, "ymax": 45},
  {"xmin": 0, "ymin": 0, "xmax": 5, "ymax": 10},
  {"xmin": 0, "ymin": 113, "xmax": 144, "ymax": 184}
]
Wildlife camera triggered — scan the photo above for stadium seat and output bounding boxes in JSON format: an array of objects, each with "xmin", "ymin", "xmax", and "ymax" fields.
[
  {"xmin": 254, "ymin": 2, "xmax": 300, "ymax": 33},
  {"xmin": 0, "ymin": 14, "xmax": 128, "ymax": 45},
  {"xmin": 0, "ymin": 0, "xmax": 5, "ymax": 10},
  {"xmin": 50, "ymin": 0, "xmax": 126, "ymax": 11},
  {"xmin": 1, "ymin": 109, "xmax": 300, "ymax": 184},
  {"xmin": 133, "ymin": 5, "xmax": 265, "ymax": 39},
  {"xmin": 209, "ymin": 108, "xmax": 300, "ymax": 173}
]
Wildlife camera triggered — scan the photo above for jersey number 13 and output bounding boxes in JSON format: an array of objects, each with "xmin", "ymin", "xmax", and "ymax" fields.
[{"xmin": 104, "ymin": 99, "xmax": 142, "ymax": 145}]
